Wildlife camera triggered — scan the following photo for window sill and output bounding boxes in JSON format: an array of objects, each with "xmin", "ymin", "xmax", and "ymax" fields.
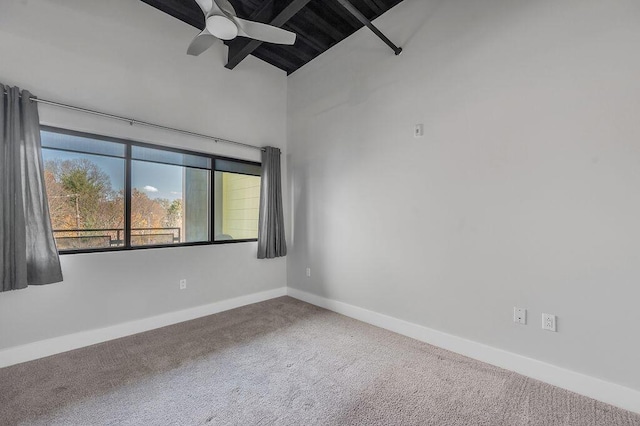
[{"xmin": 58, "ymin": 239, "xmax": 258, "ymax": 255}]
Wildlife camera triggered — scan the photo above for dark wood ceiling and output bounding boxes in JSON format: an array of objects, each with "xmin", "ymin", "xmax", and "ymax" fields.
[{"xmin": 140, "ymin": 0, "xmax": 404, "ymax": 74}]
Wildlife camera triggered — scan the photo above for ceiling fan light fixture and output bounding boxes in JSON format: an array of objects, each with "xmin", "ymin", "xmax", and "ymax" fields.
[{"xmin": 206, "ymin": 15, "xmax": 238, "ymax": 40}]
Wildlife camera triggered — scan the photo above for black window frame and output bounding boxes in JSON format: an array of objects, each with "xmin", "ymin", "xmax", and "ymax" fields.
[{"xmin": 41, "ymin": 126, "xmax": 261, "ymax": 255}]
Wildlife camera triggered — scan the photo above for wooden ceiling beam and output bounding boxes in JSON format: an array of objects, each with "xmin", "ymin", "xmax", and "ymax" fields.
[
  {"xmin": 225, "ymin": 0, "xmax": 312, "ymax": 70},
  {"xmin": 324, "ymin": 1, "xmax": 362, "ymax": 30},
  {"xmin": 246, "ymin": 0, "xmax": 275, "ymax": 21},
  {"xmin": 362, "ymin": 0, "xmax": 384, "ymax": 15},
  {"xmin": 370, "ymin": 0, "xmax": 387, "ymax": 11},
  {"xmin": 140, "ymin": 0, "xmax": 203, "ymax": 29},
  {"xmin": 283, "ymin": 21, "xmax": 329, "ymax": 53},
  {"xmin": 299, "ymin": 8, "xmax": 344, "ymax": 42}
]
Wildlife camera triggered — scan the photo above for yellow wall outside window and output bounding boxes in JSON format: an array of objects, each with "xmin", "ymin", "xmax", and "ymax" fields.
[{"xmin": 221, "ymin": 173, "xmax": 260, "ymax": 239}]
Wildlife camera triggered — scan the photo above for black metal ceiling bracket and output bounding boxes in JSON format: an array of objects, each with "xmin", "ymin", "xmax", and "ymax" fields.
[{"xmin": 335, "ymin": 0, "xmax": 402, "ymax": 55}]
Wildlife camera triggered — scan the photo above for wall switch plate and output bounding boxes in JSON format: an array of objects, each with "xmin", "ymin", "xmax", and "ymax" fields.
[
  {"xmin": 542, "ymin": 313, "xmax": 557, "ymax": 332},
  {"xmin": 513, "ymin": 307, "xmax": 527, "ymax": 325},
  {"xmin": 179, "ymin": 279, "xmax": 187, "ymax": 290},
  {"xmin": 306, "ymin": 267, "xmax": 311, "ymax": 278},
  {"xmin": 414, "ymin": 123, "xmax": 424, "ymax": 138}
]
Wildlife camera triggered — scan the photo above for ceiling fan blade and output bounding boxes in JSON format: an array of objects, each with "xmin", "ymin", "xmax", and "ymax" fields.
[
  {"xmin": 194, "ymin": 0, "xmax": 213, "ymax": 15},
  {"xmin": 233, "ymin": 18, "xmax": 296, "ymax": 45},
  {"xmin": 213, "ymin": 0, "xmax": 236, "ymax": 17},
  {"xmin": 187, "ymin": 29, "xmax": 217, "ymax": 56}
]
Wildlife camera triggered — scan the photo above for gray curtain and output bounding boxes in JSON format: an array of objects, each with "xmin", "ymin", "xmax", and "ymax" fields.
[
  {"xmin": 257, "ymin": 147, "xmax": 287, "ymax": 259},
  {"xmin": 1, "ymin": 85, "xmax": 63, "ymax": 292}
]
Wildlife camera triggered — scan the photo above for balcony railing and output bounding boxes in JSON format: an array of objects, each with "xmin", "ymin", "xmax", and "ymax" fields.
[{"xmin": 53, "ymin": 227, "xmax": 181, "ymax": 250}]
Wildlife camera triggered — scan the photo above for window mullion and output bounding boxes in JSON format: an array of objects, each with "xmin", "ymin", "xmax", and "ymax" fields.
[
  {"xmin": 124, "ymin": 143, "xmax": 132, "ymax": 248},
  {"xmin": 209, "ymin": 165, "xmax": 214, "ymax": 243}
]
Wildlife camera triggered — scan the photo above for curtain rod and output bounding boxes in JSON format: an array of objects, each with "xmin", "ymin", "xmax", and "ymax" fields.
[{"xmin": 3, "ymin": 90, "xmax": 264, "ymax": 152}]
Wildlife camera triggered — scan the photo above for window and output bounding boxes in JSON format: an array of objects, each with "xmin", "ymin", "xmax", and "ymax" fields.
[
  {"xmin": 130, "ymin": 146, "xmax": 211, "ymax": 247},
  {"xmin": 41, "ymin": 127, "xmax": 261, "ymax": 253},
  {"xmin": 214, "ymin": 160, "xmax": 262, "ymax": 241},
  {"xmin": 42, "ymin": 131, "xmax": 126, "ymax": 250}
]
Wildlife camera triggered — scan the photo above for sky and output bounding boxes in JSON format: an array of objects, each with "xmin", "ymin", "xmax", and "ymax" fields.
[{"xmin": 132, "ymin": 161, "xmax": 183, "ymax": 201}]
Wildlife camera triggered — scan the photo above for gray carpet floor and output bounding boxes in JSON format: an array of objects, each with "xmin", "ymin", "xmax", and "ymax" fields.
[{"xmin": 1, "ymin": 297, "xmax": 639, "ymax": 426}]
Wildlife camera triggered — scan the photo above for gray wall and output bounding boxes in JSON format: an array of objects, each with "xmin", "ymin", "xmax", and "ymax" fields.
[
  {"xmin": 0, "ymin": 0, "xmax": 287, "ymax": 350},
  {"xmin": 287, "ymin": 0, "xmax": 640, "ymax": 391}
]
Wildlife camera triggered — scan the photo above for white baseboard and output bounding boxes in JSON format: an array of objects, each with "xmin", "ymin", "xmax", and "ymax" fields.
[
  {"xmin": 3, "ymin": 285, "xmax": 638, "ymax": 415},
  {"xmin": 0, "ymin": 287, "xmax": 287, "ymax": 369},
  {"xmin": 286, "ymin": 287, "xmax": 640, "ymax": 415}
]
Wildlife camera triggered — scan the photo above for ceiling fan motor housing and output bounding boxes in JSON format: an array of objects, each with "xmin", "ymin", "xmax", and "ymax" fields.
[{"xmin": 206, "ymin": 14, "xmax": 238, "ymax": 40}]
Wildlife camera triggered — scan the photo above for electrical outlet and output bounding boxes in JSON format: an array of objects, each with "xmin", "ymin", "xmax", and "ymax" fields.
[
  {"xmin": 513, "ymin": 307, "xmax": 527, "ymax": 325},
  {"xmin": 179, "ymin": 279, "xmax": 187, "ymax": 290},
  {"xmin": 306, "ymin": 267, "xmax": 311, "ymax": 278},
  {"xmin": 414, "ymin": 123, "xmax": 424, "ymax": 138},
  {"xmin": 542, "ymin": 313, "xmax": 557, "ymax": 332}
]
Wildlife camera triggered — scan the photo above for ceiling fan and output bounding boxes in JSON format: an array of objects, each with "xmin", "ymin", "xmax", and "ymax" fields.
[{"xmin": 187, "ymin": 0, "xmax": 297, "ymax": 56}]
